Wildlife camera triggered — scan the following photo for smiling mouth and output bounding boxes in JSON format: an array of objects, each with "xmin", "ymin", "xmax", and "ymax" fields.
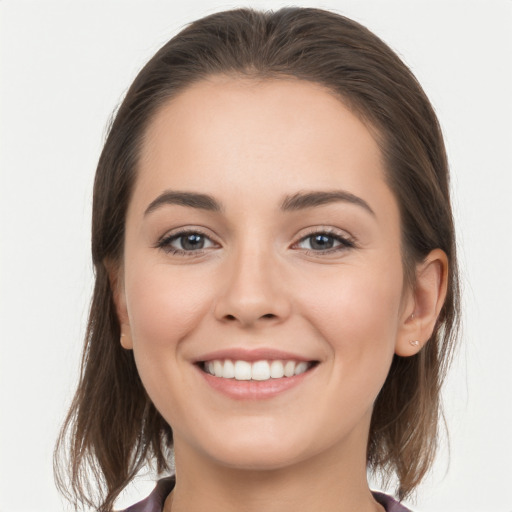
[{"xmin": 199, "ymin": 359, "xmax": 319, "ymax": 382}]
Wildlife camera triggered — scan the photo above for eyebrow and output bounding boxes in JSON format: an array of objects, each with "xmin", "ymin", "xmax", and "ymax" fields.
[
  {"xmin": 144, "ymin": 189, "xmax": 375, "ymax": 216},
  {"xmin": 144, "ymin": 191, "xmax": 222, "ymax": 215},
  {"xmin": 281, "ymin": 190, "xmax": 375, "ymax": 216}
]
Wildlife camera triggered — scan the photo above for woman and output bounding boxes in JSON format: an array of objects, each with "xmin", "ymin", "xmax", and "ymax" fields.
[{"xmin": 55, "ymin": 7, "xmax": 460, "ymax": 512}]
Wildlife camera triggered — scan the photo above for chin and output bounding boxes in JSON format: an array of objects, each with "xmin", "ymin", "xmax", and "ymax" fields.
[{"xmin": 191, "ymin": 423, "xmax": 319, "ymax": 471}]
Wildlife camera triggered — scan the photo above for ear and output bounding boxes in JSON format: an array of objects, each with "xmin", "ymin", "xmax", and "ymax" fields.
[
  {"xmin": 104, "ymin": 258, "xmax": 133, "ymax": 350},
  {"xmin": 395, "ymin": 249, "xmax": 449, "ymax": 357}
]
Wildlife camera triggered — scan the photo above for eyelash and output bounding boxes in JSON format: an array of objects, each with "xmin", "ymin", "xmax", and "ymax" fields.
[
  {"xmin": 155, "ymin": 228, "xmax": 216, "ymax": 256},
  {"xmin": 293, "ymin": 228, "xmax": 356, "ymax": 255},
  {"xmin": 155, "ymin": 227, "xmax": 355, "ymax": 257}
]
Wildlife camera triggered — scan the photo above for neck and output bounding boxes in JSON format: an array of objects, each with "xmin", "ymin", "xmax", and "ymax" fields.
[{"xmin": 166, "ymin": 431, "xmax": 384, "ymax": 512}]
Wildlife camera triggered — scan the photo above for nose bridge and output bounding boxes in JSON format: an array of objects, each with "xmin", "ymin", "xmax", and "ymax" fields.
[{"xmin": 214, "ymin": 236, "xmax": 290, "ymax": 326}]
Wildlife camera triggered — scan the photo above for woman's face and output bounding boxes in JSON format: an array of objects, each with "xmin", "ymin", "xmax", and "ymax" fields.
[{"xmin": 116, "ymin": 77, "xmax": 414, "ymax": 471}]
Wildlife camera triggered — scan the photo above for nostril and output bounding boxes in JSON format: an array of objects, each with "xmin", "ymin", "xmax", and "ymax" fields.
[{"xmin": 224, "ymin": 313, "xmax": 276, "ymax": 322}]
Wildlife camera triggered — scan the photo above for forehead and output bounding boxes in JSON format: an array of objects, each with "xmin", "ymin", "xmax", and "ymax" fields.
[{"xmin": 134, "ymin": 76, "xmax": 395, "ymax": 220}]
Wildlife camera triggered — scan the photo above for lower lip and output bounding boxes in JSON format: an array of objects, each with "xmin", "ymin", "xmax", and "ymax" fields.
[{"xmin": 197, "ymin": 365, "xmax": 316, "ymax": 400}]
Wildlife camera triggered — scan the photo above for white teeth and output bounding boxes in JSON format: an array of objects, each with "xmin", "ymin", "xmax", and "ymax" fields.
[
  {"xmin": 294, "ymin": 361, "xmax": 309, "ymax": 375},
  {"xmin": 251, "ymin": 360, "xmax": 270, "ymax": 381},
  {"xmin": 270, "ymin": 360, "xmax": 285, "ymax": 378},
  {"xmin": 213, "ymin": 360, "xmax": 223, "ymax": 376},
  {"xmin": 284, "ymin": 360, "xmax": 296, "ymax": 377},
  {"xmin": 204, "ymin": 359, "xmax": 313, "ymax": 380},
  {"xmin": 223, "ymin": 359, "xmax": 235, "ymax": 378},
  {"xmin": 234, "ymin": 360, "xmax": 252, "ymax": 380}
]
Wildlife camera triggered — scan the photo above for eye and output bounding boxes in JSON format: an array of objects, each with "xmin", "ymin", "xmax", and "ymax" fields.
[
  {"xmin": 157, "ymin": 230, "xmax": 217, "ymax": 255},
  {"xmin": 295, "ymin": 231, "xmax": 355, "ymax": 253}
]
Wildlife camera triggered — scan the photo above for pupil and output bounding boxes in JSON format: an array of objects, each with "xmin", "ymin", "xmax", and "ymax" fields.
[
  {"xmin": 182, "ymin": 234, "xmax": 204, "ymax": 250},
  {"xmin": 311, "ymin": 234, "xmax": 333, "ymax": 250}
]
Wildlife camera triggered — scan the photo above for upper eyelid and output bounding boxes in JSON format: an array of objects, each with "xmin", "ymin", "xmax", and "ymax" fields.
[
  {"xmin": 153, "ymin": 231, "xmax": 216, "ymax": 258},
  {"xmin": 155, "ymin": 229, "xmax": 219, "ymax": 257},
  {"xmin": 291, "ymin": 227, "xmax": 357, "ymax": 255},
  {"xmin": 157, "ymin": 226, "xmax": 218, "ymax": 244},
  {"xmin": 292, "ymin": 226, "xmax": 355, "ymax": 242}
]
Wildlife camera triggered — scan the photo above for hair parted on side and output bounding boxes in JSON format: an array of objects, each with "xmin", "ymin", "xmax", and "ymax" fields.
[{"xmin": 54, "ymin": 7, "xmax": 460, "ymax": 511}]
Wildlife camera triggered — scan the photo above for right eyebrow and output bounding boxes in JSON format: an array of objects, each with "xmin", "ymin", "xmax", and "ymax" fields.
[
  {"xmin": 144, "ymin": 190, "xmax": 223, "ymax": 216},
  {"xmin": 281, "ymin": 190, "xmax": 375, "ymax": 217}
]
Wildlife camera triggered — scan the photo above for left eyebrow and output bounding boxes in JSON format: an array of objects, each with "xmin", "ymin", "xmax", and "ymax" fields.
[
  {"xmin": 144, "ymin": 190, "xmax": 223, "ymax": 216},
  {"xmin": 280, "ymin": 190, "xmax": 376, "ymax": 216}
]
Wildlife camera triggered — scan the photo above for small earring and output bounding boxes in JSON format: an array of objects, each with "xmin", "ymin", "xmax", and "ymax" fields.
[{"xmin": 409, "ymin": 340, "xmax": 420, "ymax": 347}]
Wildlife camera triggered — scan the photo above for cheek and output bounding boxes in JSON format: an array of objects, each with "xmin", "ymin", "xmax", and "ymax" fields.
[
  {"xmin": 122, "ymin": 264, "xmax": 215, "ymax": 427},
  {"xmin": 304, "ymin": 261, "xmax": 402, "ymax": 333},
  {"xmin": 124, "ymin": 263, "xmax": 212, "ymax": 354},
  {"xmin": 299, "ymin": 261, "xmax": 404, "ymax": 383}
]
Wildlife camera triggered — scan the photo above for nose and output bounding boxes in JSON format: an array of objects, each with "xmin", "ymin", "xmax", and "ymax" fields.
[{"xmin": 213, "ymin": 247, "xmax": 292, "ymax": 328}]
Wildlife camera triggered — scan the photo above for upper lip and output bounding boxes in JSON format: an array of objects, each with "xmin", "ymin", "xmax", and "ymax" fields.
[{"xmin": 193, "ymin": 347, "xmax": 317, "ymax": 363}]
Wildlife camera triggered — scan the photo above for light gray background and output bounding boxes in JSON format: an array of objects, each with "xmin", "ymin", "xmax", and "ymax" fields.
[{"xmin": 1, "ymin": 1, "xmax": 511, "ymax": 511}]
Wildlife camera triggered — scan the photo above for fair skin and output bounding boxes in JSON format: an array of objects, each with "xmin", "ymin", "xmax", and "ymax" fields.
[{"xmin": 112, "ymin": 77, "xmax": 448, "ymax": 512}]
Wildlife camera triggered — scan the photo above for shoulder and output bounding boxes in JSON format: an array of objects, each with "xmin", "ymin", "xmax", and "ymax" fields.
[
  {"xmin": 117, "ymin": 477, "xmax": 175, "ymax": 512},
  {"xmin": 372, "ymin": 491, "xmax": 414, "ymax": 512}
]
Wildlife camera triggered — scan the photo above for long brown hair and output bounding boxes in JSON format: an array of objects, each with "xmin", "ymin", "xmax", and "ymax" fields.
[{"xmin": 54, "ymin": 7, "xmax": 460, "ymax": 510}]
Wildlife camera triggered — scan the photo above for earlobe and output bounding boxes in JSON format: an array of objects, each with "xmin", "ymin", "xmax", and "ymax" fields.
[
  {"xmin": 104, "ymin": 258, "xmax": 133, "ymax": 350},
  {"xmin": 120, "ymin": 330, "xmax": 133, "ymax": 350},
  {"xmin": 395, "ymin": 249, "xmax": 449, "ymax": 357}
]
